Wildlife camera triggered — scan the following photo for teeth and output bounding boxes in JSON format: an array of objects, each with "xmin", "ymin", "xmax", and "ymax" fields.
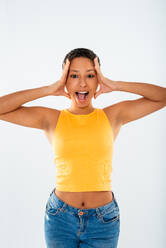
[{"xmin": 77, "ymin": 91, "xmax": 88, "ymax": 94}]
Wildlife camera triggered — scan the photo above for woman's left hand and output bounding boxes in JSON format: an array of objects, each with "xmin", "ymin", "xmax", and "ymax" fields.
[{"xmin": 94, "ymin": 57, "xmax": 117, "ymax": 99}]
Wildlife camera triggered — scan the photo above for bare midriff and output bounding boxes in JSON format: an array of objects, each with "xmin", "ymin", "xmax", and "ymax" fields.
[{"xmin": 54, "ymin": 188, "xmax": 113, "ymax": 209}]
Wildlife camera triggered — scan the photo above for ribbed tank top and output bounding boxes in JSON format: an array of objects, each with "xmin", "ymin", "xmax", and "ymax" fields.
[{"xmin": 52, "ymin": 108, "xmax": 114, "ymax": 192}]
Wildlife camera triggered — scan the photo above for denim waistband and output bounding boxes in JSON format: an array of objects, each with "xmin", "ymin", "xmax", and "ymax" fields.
[{"xmin": 48, "ymin": 187, "xmax": 119, "ymax": 216}]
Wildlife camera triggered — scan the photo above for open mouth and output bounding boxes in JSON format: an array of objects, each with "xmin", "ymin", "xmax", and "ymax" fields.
[{"xmin": 75, "ymin": 91, "xmax": 89, "ymax": 101}]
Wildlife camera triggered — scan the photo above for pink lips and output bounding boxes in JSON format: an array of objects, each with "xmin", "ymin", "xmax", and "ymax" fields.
[{"xmin": 75, "ymin": 92, "xmax": 89, "ymax": 103}]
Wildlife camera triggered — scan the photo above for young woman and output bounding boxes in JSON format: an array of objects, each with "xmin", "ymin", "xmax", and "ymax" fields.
[{"xmin": 0, "ymin": 48, "xmax": 165, "ymax": 248}]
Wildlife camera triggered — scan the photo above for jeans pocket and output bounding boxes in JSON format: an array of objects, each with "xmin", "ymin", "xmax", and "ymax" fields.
[
  {"xmin": 97, "ymin": 206, "xmax": 120, "ymax": 224},
  {"xmin": 45, "ymin": 200, "xmax": 61, "ymax": 216}
]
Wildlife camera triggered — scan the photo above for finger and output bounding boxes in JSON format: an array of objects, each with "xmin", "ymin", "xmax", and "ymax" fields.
[
  {"xmin": 62, "ymin": 58, "xmax": 70, "ymax": 69},
  {"xmin": 96, "ymin": 72, "xmax": 103, "ymax": 88},
  {"xmin": 95, "ymin": 89, "xmax": 102, "ymax": 99},
  {"xmin": 63, "ymin": 86, "xmax": 71, "ymax": 99},
  {"xmin": 94, "ymin": 57, "xmax": 103, "ymax": 78},
  {"xmin": 94, "ymin": 57, "xmax": 100, "ymax": 70},
  {"xmin": 63, "ymin": 91, "xmax": 70, "ymax": 99},
  {"xmin": 94, "ymin": 84, "xmax": 102, "ymax": 99},
  {"xmin": 94, "ymin": 90, "xmax": 101, "ymax": 99},
  {"xmin": 61, "ymin": 59, "xmax": 70, "ymax": 82},
  {"xmin": 96, "ymin": 72, "xmax": 102, "ymax": 83},
  {"xmin": 62, "ymin": 59, "xmax": 70, "ymax": 72}
]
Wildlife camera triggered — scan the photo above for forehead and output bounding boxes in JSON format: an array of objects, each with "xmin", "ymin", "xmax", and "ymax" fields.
[
  {"xmin": 69, "ymin": 69, "xmax": 95, "ymax": 72},
  {"xmin": 69, "ymin": 57, "xmax": 95, "ymax": 72}
]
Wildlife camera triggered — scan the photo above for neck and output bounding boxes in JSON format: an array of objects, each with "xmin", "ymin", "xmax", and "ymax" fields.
[{"xmin": 68, "ymin": 105, "xmax": 95, "ymax": 115}]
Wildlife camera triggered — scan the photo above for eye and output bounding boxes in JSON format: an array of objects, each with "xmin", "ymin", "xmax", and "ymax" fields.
[
  {"xmin": 70, "ymin": 74, "xmax": 78, "ymax": 78},
  {"xmin": 88, "ymin": 74, "xmax": 95, "ymax": 78},
  {"xmin": 70, "ymin": 74, "xmax": 95, "ymax": 78}
]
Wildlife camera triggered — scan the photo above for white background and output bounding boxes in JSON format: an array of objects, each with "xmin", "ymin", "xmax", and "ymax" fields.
[{"xmin": 0, "ymin": 0, "xmax": 165, "ymax": 247}]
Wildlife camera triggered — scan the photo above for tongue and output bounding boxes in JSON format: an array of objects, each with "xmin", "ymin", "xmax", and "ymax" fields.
[{"xmin": 78, "ymin": 93, "xmax": 86, "ymax": 100}]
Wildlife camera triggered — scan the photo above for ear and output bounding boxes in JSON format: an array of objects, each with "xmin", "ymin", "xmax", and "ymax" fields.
[
  {"xmin": 64, "ymin": 86, "xmax": 71, "ymax": 99},
  {"xmin": 64, "ymin": 86, "xmax": 69, "ymax": 93},
  {"xmin": 96, "ymin": 84, "xmax": 100, "ymax": 92}
]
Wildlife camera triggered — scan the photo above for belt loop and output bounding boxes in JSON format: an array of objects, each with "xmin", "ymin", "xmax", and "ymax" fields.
[
  {"xmin": 50, "ymin": 187, "xmax": 55, "ymax": 196},
  {"xmin": 112, "ymin": 191, "xmax": 115, "ymax": 201},
  {"xmin": 113, "ymin": 191, "xmax": 119, "ymax": 207}
]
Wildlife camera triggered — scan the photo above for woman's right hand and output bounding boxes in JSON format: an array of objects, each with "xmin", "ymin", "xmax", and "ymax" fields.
[{"xmin": 48, "ymin": 59, "xmax": 71, "ymax": 98}]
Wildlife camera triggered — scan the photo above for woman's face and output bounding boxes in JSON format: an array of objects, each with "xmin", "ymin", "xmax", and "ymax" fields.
[{"xmin": 65, "ymin": 57, "xmax": 99, "ymax": 108}]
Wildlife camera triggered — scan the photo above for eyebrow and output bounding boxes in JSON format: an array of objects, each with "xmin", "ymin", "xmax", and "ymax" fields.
[{"xmin": 69, "ymin": 69, "xmax": 95, "ymax": 72}]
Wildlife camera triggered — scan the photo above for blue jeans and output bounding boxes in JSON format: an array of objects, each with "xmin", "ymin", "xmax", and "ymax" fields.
[{"xmin": 44, "ymin": 188, "xmax": 120, "ymax": 248}]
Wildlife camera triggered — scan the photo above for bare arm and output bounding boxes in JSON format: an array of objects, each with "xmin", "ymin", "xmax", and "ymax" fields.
[
  {"xmin": 0, "ymin": 86, "xmax": 55, "ymax": 130},
  {"xmin": 110, "ymin": 81, "xmax": 166, "ymax": 125},
  {"xmin": 113, "ymin": 81, "xmax": 166, "ymax": 102},
  {"xmin": 0, "ymin": 106, "xmax": 59, "ymax": 130},
  {"xmin": 0, "ymin": 59, "xmax": 70, "ymax": 130},
  {"xmin": 93, "ymin": 57, "xmax": 166, "ymax": 125},
  {"xmin": 0, "ymin": 85, "xmax": 51, "ymax": 115}
]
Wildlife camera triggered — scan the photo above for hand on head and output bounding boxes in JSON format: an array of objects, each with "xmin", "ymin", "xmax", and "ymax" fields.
[
  {"xmin": 48, "ymin": 59, "xmax": 71, "ymax": 98},
  {"xmin": 94, "ymin": 57, "xmax": 115, "ymax": 99}
]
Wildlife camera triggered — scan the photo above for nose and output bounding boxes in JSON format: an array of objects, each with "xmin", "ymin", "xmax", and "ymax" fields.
[{"xmin": 79, "ymin": 80, "xmax": 87, "ymax": 87}]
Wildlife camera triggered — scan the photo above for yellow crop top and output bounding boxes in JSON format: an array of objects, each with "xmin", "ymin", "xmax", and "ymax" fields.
[{"xmin": 52, "ymin": 108, "xmax": 114, "ymax": 192}]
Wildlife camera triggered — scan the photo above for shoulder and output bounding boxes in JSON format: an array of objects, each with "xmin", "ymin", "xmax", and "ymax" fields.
[
  {"xmin": 102, "ymin": 103, "xmax": 122, "ymax": 124},
  {"xmin": 43, "ymin": 107, "xmax": 61, "ymax": 131},
  {"xmin": 102, "ymin": 104, "xmax": 124, "ymax": 141}
]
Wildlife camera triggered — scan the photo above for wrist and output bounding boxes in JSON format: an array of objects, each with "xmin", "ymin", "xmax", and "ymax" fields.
[
  {"xmin": 45, "ymin": 85, "xmax": 55, "ymax": 96},
  {"xmin": 111, "ymin": 81, "xmax": 119, "ymax": 91}
]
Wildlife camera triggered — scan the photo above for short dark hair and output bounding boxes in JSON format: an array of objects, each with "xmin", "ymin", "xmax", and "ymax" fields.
[{"xmin": 62, "ymin": 48, "xmax": 101, "ymax": 69}]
